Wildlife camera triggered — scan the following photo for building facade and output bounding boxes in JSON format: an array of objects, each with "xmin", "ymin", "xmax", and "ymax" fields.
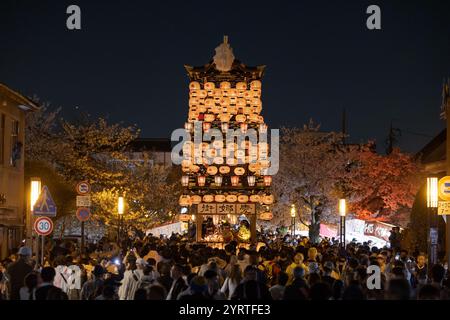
[{"xmin": 0, "ymin": 83, "xmax": 39, "ymax": 259}]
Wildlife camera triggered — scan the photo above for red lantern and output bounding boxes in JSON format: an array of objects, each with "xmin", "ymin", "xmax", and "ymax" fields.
[
  {"xmin": 198, "ymin": 176, "xmax": 206, "ymax": 186},
  {"xmin": 263, "ymin": 175, "xmax": 272, "ymax": 186},
  {"xmin": 231, "ymin": 176, "xmax": 239, "ymax": 186}
]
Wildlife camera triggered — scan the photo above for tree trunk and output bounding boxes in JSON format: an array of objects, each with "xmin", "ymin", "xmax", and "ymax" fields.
[{"xmin": 309, "ymin": 209, "xmax": 321, "ymax": 244}]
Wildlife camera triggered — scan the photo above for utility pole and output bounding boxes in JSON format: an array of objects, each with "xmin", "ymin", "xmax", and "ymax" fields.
[{"xmin": 442, "ymin": 79, "xmax": 450, "ymax": 268}]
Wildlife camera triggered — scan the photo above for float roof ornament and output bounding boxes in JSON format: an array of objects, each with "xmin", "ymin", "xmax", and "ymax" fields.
[
  {"xmin": 184, "ymin": 36, "xmax": 265, "ymax": 81},
  {"xmin": 213, "ymin": 35, "xmax": 235, "ymax": 72}
]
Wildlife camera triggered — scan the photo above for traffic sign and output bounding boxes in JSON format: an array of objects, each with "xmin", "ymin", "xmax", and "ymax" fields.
[
  {"xmin": 76, "ymin": 195, "xmax": 91, "ymax": 207},
  {"xmin": 438, "ymin": 176, "xmax": 450, "ymax": 201},
  {"xmin": 33, "ymin": 186, "xmax": 57, "ymax": 217},
  {"xmin": 76, "ymin": 207, "xmax": 91, "ymax": 222},
  {"xmin": 76, "ymin": 181, "xmax": 91, "ymax": 195},
  {"xmin": 34, "ymin": 217, "xmax": 53, "ymax": 236}
]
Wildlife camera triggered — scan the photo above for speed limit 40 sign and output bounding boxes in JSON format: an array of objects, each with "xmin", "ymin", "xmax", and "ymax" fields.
[{"xmin": 34, "ymin": 217, "xmax": 54, "ymax": 236}]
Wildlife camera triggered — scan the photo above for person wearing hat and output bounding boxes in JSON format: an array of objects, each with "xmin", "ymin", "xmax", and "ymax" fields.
[{"xmin": 6, "ymin": 247, "xmax": 33, "ymax": 300}]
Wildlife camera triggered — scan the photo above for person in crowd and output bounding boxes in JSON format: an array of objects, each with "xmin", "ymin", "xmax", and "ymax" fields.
[
  {"xmin": 269, "ymin": 271, "xmax": 288, "ymax": 300},
  {"xmin": 283, "ymin": 267, "xmax": 308, "ymax": 300},
  {"xmin": 179, "ymin": 276, "xmax": 209, "ymax": 300},
  {"xmin": 285, "ymin": 253, "xmax": 307, "ymax": 284},
  {"xmin": 118, "ymin": 259, "xmax": 141, "ymax": 300},
  {"xmin": 221, "ymin": 264, "xmax": 242, "ymax": 300},
  {"xmin": 204, "ymin": 269, "xmax": 226, "ymax": 300},
  {"xmin": 35, "ymin": 267, "xmax": 68, "ymax": 300},
  {"xmin": 231, "ymin": 266, "xmax": 272, "ymax": 300},
  {"xmin": 166, "ymin": 264, "xmax": 187, "ymax": 300},
  {"xmin": 80, "ymin": 265, "xmax": 105, "ymax": 300},
  {"xmin": 19, "ymin": 272, "xmax": 38, "ymax": 300},
  {"xmin": 6, "ymin": 247, "xmax": 33, "ymax": 300}
]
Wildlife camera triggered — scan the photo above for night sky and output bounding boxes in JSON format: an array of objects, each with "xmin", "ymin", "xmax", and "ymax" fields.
[{"xmin": 1, "ymin": 0, "xmax": 449, "ymax": 153}]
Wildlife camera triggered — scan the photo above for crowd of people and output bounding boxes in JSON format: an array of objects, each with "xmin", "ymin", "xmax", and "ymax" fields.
[{"xmin": 1, "ymin": 232, "xmax": 450, "ymax": 301}]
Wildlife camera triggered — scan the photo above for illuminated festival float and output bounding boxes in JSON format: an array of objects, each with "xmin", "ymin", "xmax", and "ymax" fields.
[{"xmin": 179, "ymin": 36, "xmax": 274, "ymax": 245}]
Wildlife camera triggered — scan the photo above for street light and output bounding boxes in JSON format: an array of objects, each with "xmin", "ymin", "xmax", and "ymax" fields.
[
  {"xmin": 427, "ymin": 177, "xmax": 438, "ymax": 266},
  {"xmin": 290, "ymin": 204, "xmax": 296, "ymax": 239},
  {"xmin": 339, "ymin": 199, "xmax": 346, "ymax": 248},
  {"xmin": 29, "ymin": 177, "xmax": 41, "ymax": 253},
  {"xmin": 117, "ymin": 196, "xmax": 125, "ymax": 244}
]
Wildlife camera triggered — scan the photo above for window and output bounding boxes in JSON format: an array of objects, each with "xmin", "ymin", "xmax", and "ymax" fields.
[
  {"xmin": 10, "ymin": 119, "xmax": 19, "ymax": 166},
  {"xmin": 0, "ymin": 114, "xmax": 4, "ymax": 165}
]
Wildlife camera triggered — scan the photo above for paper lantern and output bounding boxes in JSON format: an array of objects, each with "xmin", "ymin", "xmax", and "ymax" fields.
[
  {"xmin": 203, "ymin": 194, "xmax": 214, "ymax": 203},
  {"xmin": 238, "ymin": 195, "xmax": 249, "ymax": 203},
  {"xmin": 189, "ymin": 98, "xmax": 199, "ymax": 106},
  {"xmin": 248, "ymin": 163, "xmax": 260, "ymax": 172},
  {"xmin": 226, "ymin": 158, "xmax": 238, "ymax": 166},
  {"xmin": 247, "ymin": 176, "xmax": 256, "ymax": 187},
  {"xmin": 226, "ymin": 194, "xmax": 237, "ymax": 203},
  {"xmin": 198, "ymin": 90, "xmax": 207, "ymax": 98},
  {"xmin": 220, "ymin": 114, "xmax": 231, "ymax": 123},
  {"xmin": 181, "ymin": 159, "xmax": 192, "ymax": 168},
  {"xmin": 219, "ymin": 166, "xmax": 230, "ymax": 174},
  {"xmin": 207, "ymin": 166, "xmax": 218, "ymax": 175},
  {"xmin": 189, "ymin": 81, "xmax": 201, "ymax": 90},
  {"xmin": 250, "ymin": 80, "xmax": 262, "ymax": 90},
  {"xmin": 251, "ymin": 98, "xmax": 262, "ymax": 107},
  {"xmin": 259, "ymin": 212, "xmax": 273, "ymax": 221},
  {"xmin": 215, "ymin": 176, "xmax": 223, "ymax": 186},
  {"xmin": 205, "ymin": 98, "xmax": 215, "ymax": 107},
  {"xmin": 229, "ymin": 89, "xmax": 237, "ymax": 97},
  {"xmin": 234, "ymin": 167, "xmax": 245, "ymax": 176},
  {"xmin": 204, "ymin": 114, "xmax": 215, "ymax": 122},
  {"xmin": 215, "ymin": 194, "xmax": 226, "ymax": 203},
  {"xmin": 237, "ymin": 98, "xmax": 246, "ymax": 108},
  {"xmin": 250, "ymin": 194, "xmax": 261, "ymax": 203},
  {"xmin": 252, "ymin": 89, "xmax": 261, "ymax": 98},
  {"xmin": 231, "ymin": 176, "xmax": 239, "ymax": 186},
  {"xmin": 204, "ymin": 82, "xmax": 215, "ymax": 90},
  {"xmin": 220, "ymin": 97, "xmax": 230, "ymax": 107},
  {"xmin": 179, "ymin": 195, "xmax": 191, "ymax": 206},
  {"xmin": 243, "ymin": 90, "xmax": 252, "ymax": 99},
  {"xmin": 240, "ymin": 123, "xmax": 248, "ymax": 133},
  {"xmin": 213, "ymin": 88, "xmax": 222, "ymax": 97},
  {"xmin": 198, "ymin": 176, "xmax": 206, "ymax": 186},
  {"xmin": 236, "ymin": 114, "xmax": 247, "ymax": 123},
  {"xmin": 191, "ymin": 195, "xmax": 202, "ymax": 204},
  {"xmin": 228, "ymin": 105, "xmax": 237, "ymax": 114},
  {"xmin": 203, "ymin": 122, "xmax": 211, "ymax": 132},
  {"xmin": 190, "ymin": 164, "xmax": 200, "ymax": 173},
  {"xmin": 236, "ymin": 82, "xmax": 247, "ymax": 90},
  {"xmin": 182, "ymin": 166, "xmax": 190, "ymax": 173},
  {"xmin": 263, "ymin": 175, "xmax": 272, "ymax": 186},
  {"xmin": 220, "ymin": 81, "xmax": 231, "ymax": 89},
  {"xmin": 181, "ymin": 176, "xmax": 189, "ymax": 187},
  {"xmin": 262, "ymin": 194, "xmax": 274, "ymax": 205},
  {"xmin": 179, "ymin": 214, "xmax": 191, "ymax": 222},
  {"xmin": 214, "ymin": 157, "xmax": 224, "ymax": 165}
]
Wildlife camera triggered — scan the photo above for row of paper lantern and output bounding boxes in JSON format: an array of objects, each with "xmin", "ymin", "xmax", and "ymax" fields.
[
  {"xmin": 189, "ymin": 89, "xmax": 261, "ymax": 99},
  {"xmin": 189, "ymin": 103, "xmax": 263, "ymax": 115},
  {"xmin": 188, "ymin": 112, "xmax": 264, "ymax": 124},
  {"xmin": 179, "ymin": 193, "xmax": 274, "ymax": 206},
  {"xmin": 181, "ymin": 159, "xmax": 271, "ymax": 169},
  {"xmin": 181, "ymin": 174, "xmax": 272, "ymax": 187},
  {"xmin": 183, "ymin": 140, "xmax": 269, "ymax": 153},
  {"xmin": 184, "ymin": 121, "xmax": 268, "ymax": 134},
  {"xmin": 189, "ymin": 80, "xmax": 262, "ymax": 91},
  {"xmin": 182, "ymin": 154, "xmax": 270, "ymax": 165}
]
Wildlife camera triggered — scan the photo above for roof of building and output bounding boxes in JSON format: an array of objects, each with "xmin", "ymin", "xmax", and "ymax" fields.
[
  {"xmin": 184, "ymin": 36, "xmax": 265, "ymax": 81},
  {"xmin": 0, "ymin": 83, "xmax": 40, "ymax": 111},
  {"xmin": 128, "ymin": 138, "xmax": 172, "ymax": 152},
  {"xmin": 416, "ymin": 128, "xmax": 446, "ymax": 164}
]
